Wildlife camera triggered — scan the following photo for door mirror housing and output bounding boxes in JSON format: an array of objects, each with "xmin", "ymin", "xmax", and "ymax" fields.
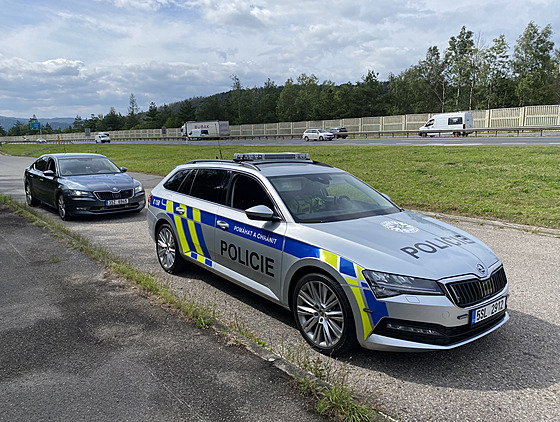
[{"xmin": 245, "ymin": 205, "xmax": 280, "ymax": 221}]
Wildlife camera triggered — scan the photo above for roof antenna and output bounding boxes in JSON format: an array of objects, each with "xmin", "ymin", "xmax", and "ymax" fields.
[{"xmin": 217, "ymin": 135, "xmax": 223, "ymax": 160}]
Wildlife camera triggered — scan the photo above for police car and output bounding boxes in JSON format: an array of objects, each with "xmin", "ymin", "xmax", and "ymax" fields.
[{"xmin": 147, "ymin": 153, "xmax": 509, "ymax": 355}]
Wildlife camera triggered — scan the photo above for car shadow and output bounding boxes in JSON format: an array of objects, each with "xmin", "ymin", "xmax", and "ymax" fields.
[{"xmin": 345, "ymin": 309, "xmax": 559, "ymax": 392}]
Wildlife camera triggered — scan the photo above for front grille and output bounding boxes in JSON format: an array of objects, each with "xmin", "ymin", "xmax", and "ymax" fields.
[
  {"xmin": 447, "ymin": 267, "xmax": 507, "ymax": 308},
  {"xmin": 94, "ymin": 189, "xmax": 133, "ymax": 200}
]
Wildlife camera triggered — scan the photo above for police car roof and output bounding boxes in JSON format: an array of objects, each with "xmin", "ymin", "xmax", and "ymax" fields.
[{"xmin": 186, "ymin": 152, "xmax": 335, "ymax": 176}]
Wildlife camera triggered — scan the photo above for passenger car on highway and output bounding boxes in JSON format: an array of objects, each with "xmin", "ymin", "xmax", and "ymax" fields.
[
  {"xmin": 95, "ymin": 132, "xmax": 111, "ymax": 143},
  {"xmin": 328, "ymin": 127, "xmax": 348, "ymax": 139},
  {"xmin": 302, "ymin": 129, "xmax": 335, "ymax": 141},
  {"xmin": 24, "ymin": 153, "xmax": 145, "ymax": 220},
  {"xmin": 147, "ymin": 152, "xmax": 509, "ymax": 355}
]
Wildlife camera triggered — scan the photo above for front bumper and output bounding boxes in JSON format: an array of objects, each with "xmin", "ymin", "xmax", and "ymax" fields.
[
  {"xmin": 361, "ymin": 311, "xmax": 509, "ymax": 352},
  {"xmin": 65, "ymin": 193, "xmax": 145, "ymax": 215}
]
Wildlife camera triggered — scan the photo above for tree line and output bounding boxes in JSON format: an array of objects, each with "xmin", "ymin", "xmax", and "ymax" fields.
[{"xmin": 2, "ymin": 21, "xmax": 558, "ymax": 137}]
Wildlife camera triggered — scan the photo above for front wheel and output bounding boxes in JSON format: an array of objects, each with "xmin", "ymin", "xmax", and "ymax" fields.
[
  {"xmin": 304, "ymin": 136, "xmax": 309, "ymax": 142},
  {"xmin": 156, "ymin": 223, "xmax": 186, "ymax": 274},
  {"xmin": 293, "ymin": 273, "xmax": 356, "ymax": 356}
]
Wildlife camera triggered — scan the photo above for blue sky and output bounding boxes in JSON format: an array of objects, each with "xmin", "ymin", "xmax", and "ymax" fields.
[{"xmin": 1, "ymin": 0, "xmax": 559, "ymax": 118}]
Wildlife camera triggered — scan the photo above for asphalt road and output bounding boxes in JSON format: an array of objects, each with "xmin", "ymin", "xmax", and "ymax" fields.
[
  {"xmin": 5, "ymin": 133, "xmax": 560, "ymax": 147},
  {"xmin": 0, "ymin": 180, "xmax": 326, "ymax": 420},
  {"xmin": 1, "ymin": 154, "xmax": 559, "ymax": 421}
]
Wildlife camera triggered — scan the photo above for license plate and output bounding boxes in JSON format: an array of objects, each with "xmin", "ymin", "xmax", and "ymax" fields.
[
  {"xmin": 471, "ymin": 296, "xmax": 507, "ymax": 324},
  {"xmin": 106, "ymin": 198, "xmax": 129, "ymax": 206}
]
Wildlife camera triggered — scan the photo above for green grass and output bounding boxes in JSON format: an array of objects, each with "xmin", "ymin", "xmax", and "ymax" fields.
[{"xmin": 2, "ymin": 142, "xmax": 559, "ymax": 229}]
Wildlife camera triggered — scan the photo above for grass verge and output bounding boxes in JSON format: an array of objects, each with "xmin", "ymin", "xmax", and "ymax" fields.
[
  {"xmin": 2, "ymin": 142, "xmax": 559, "ymax": 229},
  {"xmin": 0, "ymin": 194, "xmax": 215, "ymax": 328}
]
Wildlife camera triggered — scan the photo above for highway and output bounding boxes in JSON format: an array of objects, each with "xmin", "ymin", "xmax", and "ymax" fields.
[
  {"xmin": 4, "ymin": 133, "xmax": 560, "ymax": 147},
  {"xmin": 1, "ymin": 154, "xmax": 559, "ymax": 421}
]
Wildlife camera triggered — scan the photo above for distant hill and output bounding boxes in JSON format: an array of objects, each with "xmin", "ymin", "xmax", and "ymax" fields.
[{"xmin": 0, "ymin": 116, "xmax": 75, "ymax": 131}]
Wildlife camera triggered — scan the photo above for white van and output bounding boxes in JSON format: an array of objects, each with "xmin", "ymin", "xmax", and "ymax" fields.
[
  {"xmin": 95, "ymin": 132, "xmax": 111, "ymax": 143},
  {"xmin": 187, "ymin": 128, "xmax": 209, "ymax": 141},
  {"xmin": 418, "ymin": 112, "xmax": 474, "ymax": 137}
]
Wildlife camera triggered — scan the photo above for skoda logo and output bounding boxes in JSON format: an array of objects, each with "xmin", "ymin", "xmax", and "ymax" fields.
[
  {"xmin": 476, "ymin": 263, "xmax": 486, "ymax": 275},
  {"xmin": 382, "ymin": 221, "xmax": 419, "ymax": 233},
  {"xmin": 112, "ymin": 187, "xmax": 118, "ymax": 192}
]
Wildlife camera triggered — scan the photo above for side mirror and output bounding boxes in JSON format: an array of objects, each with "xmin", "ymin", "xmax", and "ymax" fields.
[
  {"xmin": 120, "ymin": 167, "xmax": 128, "ymax": 173},
  {"xmin": 245, "ymin": 205, "xmax": 280, "ymax": 221}
]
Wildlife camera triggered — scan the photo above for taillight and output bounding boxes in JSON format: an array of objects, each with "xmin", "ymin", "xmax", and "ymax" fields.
[{"xmin": 148, "ymin": 194, "xmax": 152, "ymax": 207}]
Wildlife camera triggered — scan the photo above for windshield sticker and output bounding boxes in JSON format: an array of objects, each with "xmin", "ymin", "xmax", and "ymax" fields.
[{"xmin": 382, "ymin": 221, "xmax": 419, "ymax": 233}]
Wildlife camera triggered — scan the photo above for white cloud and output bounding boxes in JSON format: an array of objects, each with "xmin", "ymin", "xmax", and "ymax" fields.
[{"xmin": 0, "ymin": 0, "xmax": 559, "ymax": 118}]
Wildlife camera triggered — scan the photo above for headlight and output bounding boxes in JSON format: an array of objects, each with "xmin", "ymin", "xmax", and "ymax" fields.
[
  {"xmin": 134, "ymin": 181, "xmax": 144, "ymax": 194},
  {"xmin": 70, "ymin": 189, "xmax": 93, "ymax": 197},
  {"xmin": 362, "ymin": 270, "xmax": 444, "ymax": 298}
]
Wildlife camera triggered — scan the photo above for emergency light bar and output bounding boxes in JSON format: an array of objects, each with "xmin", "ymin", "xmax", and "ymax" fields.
[{"xmin": 233, "ymin": 152, "xmax": 311, "ymax": 161}]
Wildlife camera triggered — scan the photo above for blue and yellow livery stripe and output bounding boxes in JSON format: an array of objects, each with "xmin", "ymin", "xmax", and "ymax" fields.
[
  {"xmin": 152, "ymin": 196, "xmax": 213, "ymax": 265},
  {"xmin": 318, "ymin": 250, "xmax": 387, "ymax": 340}
]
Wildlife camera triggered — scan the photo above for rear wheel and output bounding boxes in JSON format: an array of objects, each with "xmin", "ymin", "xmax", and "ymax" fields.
[
  {"xmin": 25, "ymin": 183, "xmax": 39, "ymax": 206},
  {"xmin": 156, "ymin": 223, "xmax": 185, "ymax": 274},
  {"xmin": 293, "ymin": 273, "xmax": 356, "ymax": 356},
  {"xmin": 57, "ymin": 193, "xmax": 71, "ymax": 220}
]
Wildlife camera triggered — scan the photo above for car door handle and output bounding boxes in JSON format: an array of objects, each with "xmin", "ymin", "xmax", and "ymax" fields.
[
  {"xmin": 175, "ymin": 207, "xmax": 185, "ymax": 215},
  {"xmin": 217, "ymin": 220, "xmax": 229, "ymax": 230}
]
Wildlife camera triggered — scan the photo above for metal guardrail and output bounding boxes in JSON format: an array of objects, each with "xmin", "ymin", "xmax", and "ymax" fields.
[{"xmin": 2, "ymin": 125, "xmax": 560, "ymax": 145}]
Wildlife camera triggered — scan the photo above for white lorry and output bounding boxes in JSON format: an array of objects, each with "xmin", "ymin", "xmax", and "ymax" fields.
[
  {"xmin": 418, "ymin": 112, "xmax": 474, "ymax": 137},
  {"xmin": 181, "ymin": 121, "xmax": 230, "ymax": 141}
]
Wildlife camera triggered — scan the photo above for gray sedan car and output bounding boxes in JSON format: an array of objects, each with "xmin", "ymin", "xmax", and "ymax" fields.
[
  {"xmin": 147, "ymin": 153, "xmax": 508, "ymax": 355},
  {"xmin": 24, "ymin": 153, "xmax": 145, "ymax": 220}
]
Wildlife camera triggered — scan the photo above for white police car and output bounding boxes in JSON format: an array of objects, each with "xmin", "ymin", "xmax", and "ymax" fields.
[{"xmin": 147, "ymin": 153, "xmax": 508, "ymax": 355}]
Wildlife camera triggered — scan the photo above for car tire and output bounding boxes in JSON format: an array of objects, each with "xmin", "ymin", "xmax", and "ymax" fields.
[
  {"xmin": 304, "ymin": 136, "xmax": 309, "ymax": 142},
  {"xmin": 25, "ymin": 183, "xmax": 39, "ymax": 206},
  {"xmin": 318, "ymin": 136, "xmax": 324, "ymax": 141},
  {"xmin": 156, "ymin": 223, "xmax": 186, "ymax": 274},
  {"xmin": 57, "ymin": 193, "xmax": 71, "ymax": 221},
  {"xmin": 293, "ymin": 273, "xmax": 356, "ymax": 356}
]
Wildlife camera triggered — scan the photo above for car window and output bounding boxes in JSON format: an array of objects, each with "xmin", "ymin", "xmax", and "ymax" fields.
[
  {"xmin": 164, "ymin": 169, "xmax": 190, "ymax": 192},
  {"xmin": 448, "ymin": 117, "xmax": 463, "ymax": 125},
  {"xmin": 230, "ymin": 174, "xmax": 275, "ymax": 211},
  {"xmin": 46, "ymin": 158, "xmax": 56, "ymax": 173},
  {"xmin": 34, "ymin": 157, "xmax": 48, "ymax": 172},
  {"xmin": 270, "ymin": 172, "xmax": 400, "ymax": 223},
  {"xmin": 58, "ymin": 157, "xmax": 121, "ymax": 175},
  {"xmin": 189, "ymin": 169, "xmax": 229, "ymax": 204}
]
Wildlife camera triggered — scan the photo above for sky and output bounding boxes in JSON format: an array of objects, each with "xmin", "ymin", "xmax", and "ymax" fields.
[{"xmin": 1, "ymin": 0, "xmax": 559, "ymax": 119}]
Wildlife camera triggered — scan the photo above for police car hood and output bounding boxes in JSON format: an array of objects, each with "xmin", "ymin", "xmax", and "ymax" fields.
[
  {"xmin": 301, "ymin": 210, "xmax": 498, "ymax": 280},
  {"xmin": 63, "ymin": 173, "xmax": 135, "ymax": 191}
]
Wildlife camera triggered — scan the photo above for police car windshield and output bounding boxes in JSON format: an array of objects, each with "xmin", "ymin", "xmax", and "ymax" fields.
[
  {"xmin": 269, "ymin": 172, "xmax": 400, "ymax": 223},
  {"xmin": 58, "ymin": 157, "xmax": 121, "ymax": 176}
]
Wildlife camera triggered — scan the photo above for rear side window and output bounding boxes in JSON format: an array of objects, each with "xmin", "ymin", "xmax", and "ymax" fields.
[
  {"xmin": 34, "ymin": 157, "xmax": 48, "ymax": 172},
  {"xmin": 164, "ymin": 169, "xmax": 190, "ymax": 192},
  {"xmin": 448, "ymin": 117, "xmax": 463, "ymax": 125},
  {"xmin": 189, "ymin": 169, "xmax": 230, "ymax": 204}
]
